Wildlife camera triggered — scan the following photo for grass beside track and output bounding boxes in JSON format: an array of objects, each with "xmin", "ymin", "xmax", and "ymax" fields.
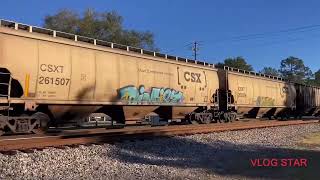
[{"xmin": 299, "ymin": 132, "xmax": 320, "ymax": 148}]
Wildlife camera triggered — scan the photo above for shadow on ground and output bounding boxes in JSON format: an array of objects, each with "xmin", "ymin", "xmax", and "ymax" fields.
[{"xmin": 106, "ymin": 135, "xmax": 320, "ymax": 180}]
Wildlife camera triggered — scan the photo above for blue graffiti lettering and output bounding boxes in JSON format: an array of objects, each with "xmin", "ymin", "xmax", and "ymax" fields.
[{"xmin": 119, "ymin": 85, "xmax": 183, "ymax": 104}]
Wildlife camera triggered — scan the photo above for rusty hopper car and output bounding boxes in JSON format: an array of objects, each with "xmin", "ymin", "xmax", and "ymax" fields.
[
  {"xmin": 222, "ymin": 67, "xmax": 296, "ymax": 119},
  {"xmin": 0, "ymin": 20, "xmax": 220, "ymax": 135}
]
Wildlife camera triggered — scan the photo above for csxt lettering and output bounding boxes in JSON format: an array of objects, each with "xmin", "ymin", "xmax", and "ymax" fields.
[
  {"xmin": 184, "ymin": 72, "xmax": 201, "ymax": 83},
  {"xmin": 40, "ymin": 64, "xmax": 64, "ymax": 73}
]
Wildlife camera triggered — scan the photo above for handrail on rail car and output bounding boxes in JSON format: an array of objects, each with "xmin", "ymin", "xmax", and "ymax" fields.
[
  {"xmin": 223, "ymin": 66, "xmax": 289, "ymax": 82},
  {"xmin": 223, "ymin": 66, "xmax": 320, "ymax": 88},
  {"xmin": 0, "ymin": 19, "xmax": 215, "ymax": 69}
]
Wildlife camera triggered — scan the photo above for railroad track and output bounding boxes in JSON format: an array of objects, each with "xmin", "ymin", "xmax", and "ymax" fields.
[{"xmin": 0, "ymin": 119, "xmax": 319, "ymax": 152}]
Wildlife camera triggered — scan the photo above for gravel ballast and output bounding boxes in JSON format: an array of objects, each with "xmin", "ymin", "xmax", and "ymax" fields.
[{"xmin": 1, "ymin": 123, "xmax": 320, "ymax": 180}]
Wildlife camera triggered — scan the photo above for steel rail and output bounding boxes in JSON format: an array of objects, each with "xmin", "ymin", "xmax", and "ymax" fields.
[{"xmin": 0, "ymin": 120, "xmax": 319, "ymax": 151}]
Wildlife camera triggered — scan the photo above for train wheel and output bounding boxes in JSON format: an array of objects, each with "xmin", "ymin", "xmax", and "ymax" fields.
[
  {"xmin": 217, "ymin": 112, "xmax": 224, "ymax": 123},
  {"xmin": 31, "ymin": 112, "xmax": 50, "ymax": 134},
  {"xmin": 193, "ymin": 113, "xmax": 212, "ymax": 124},
  {"xmin": 187, "ymin": 113, "xmax": 196, "ymax": 124},
  {"xmin": 200, "ymin": 116, "xmax": 212, "ymax": 124},
  {"xmin": 223, "ymin": 113, "xmax": 231, "ymax": 123},
  {"xmin": 231, "ymin": 113, "xmax": 237, "ymax": 122}
]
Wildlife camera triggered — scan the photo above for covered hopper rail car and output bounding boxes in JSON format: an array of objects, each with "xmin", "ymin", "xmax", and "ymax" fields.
[{"xmin": 0, "ymin": 20, "xmax": 320, "ymax": 135}]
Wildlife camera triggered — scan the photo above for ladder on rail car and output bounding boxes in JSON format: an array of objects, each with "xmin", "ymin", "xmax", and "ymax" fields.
[{"xmin": 0, "ymin": 72, "xmax": 12, "ymax": 119}]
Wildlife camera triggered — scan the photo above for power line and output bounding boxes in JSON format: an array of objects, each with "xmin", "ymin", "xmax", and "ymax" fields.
[
  {"xmin": 205, "ymin": 34, "xmax": 320, "ymax": 64},
  {"xmin": 192, "ymin": 41, "xmax": 199, "ymax": 60},
  {"xmin": 184, "ymin": 41, "xmax": 203, "ymax": 60},
  {"xmin": 162, "ymin": 41, "xmax": 200, "ymax": 56},
  {"xmin": 249, "ymin": 32, "xmax": 320, "ymax": 48},
  {"xmin": 204, "ymin": 23, "xmax": 320, "ymax": 44},
  {"xmin": 183, "ymin": 42, "xmax": 194, "ymax": 47},
  {"xmin": 164, "ymin": 23, "xmax": 320, "ymax": 60},
  {"xmin": 228, "ymin": 24, "xmax": 320, "ymax": 40}
]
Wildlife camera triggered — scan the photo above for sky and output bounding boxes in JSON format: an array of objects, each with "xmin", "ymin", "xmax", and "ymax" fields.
[{"xmin": 1, "ymin": 0, "xmax": 320, "ymax": 72}]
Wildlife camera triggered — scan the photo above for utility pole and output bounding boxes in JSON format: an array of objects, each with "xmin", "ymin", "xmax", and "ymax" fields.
[{"xmin": 192, "ymin": 41, "xmax": 199, "ymax": 60}]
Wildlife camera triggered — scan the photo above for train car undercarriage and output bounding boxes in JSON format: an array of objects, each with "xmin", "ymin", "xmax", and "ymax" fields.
[{"xmin": 0, "ymin": 102, "xmax": 241, "ymax": 136}]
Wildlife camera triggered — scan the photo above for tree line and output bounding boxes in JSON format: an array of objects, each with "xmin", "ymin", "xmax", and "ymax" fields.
[
  {"xmin": 216, "ymin": 56, "xmax": 320, "ymax": 85},
  {"xmin": 44, "ymin": 9, "xmax": 157, "ymax": 51},
  {"xmin": 44, "ymin": 9, "xmax": 320, "ymax": 86}
]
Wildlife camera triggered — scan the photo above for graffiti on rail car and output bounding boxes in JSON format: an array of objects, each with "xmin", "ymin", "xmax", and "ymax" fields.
[
  {"xmin": 119, "ymin": 85, "xmax": 184, "ymax": 104},
  {"xmin": 256, "ymin": 96, "xmax": 275, "ymax": 106}
]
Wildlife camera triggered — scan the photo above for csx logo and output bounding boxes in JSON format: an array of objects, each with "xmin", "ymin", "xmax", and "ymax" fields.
[{"xmin": 184, "ymin": 72, "xmax": 201, "ymax": 83}]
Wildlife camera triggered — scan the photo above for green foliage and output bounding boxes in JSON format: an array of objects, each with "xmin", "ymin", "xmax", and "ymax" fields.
[
  {"xmin": 315, "ymin": 69, "xmax": 320, "ymax": 82},
  {"xmin": 279, "ymin": 56, "xmax": 312, "ymax": 83},
  {"xmin": 304, "ymin": 79, "xmax": 317, "ymax": 86},
  {"xmin": 44, "ymin": 9, "xmax": 79, "ymax": 34},
  {"xmin": 216, "ymin": 56, "xmax": 318, "ymax": 86},
  {"xmin": 218, "ymin": 56, "xmax": 253, "ymax": 71},
  {"xmin": 259, "ymin": 67, "xmax": 279, "ymax": 76},
  {"xmin": 307, "ymin": 69, "xmax": 320, "ymax": 86},
  {"xmin": 44, "ymin": 9, "xmax": 157, "ymax": 50}
]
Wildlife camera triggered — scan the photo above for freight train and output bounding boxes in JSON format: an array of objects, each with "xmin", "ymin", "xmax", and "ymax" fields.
[{"xmin": 0, "ymin": 20, "xmax": 320, "ymax": 135}]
